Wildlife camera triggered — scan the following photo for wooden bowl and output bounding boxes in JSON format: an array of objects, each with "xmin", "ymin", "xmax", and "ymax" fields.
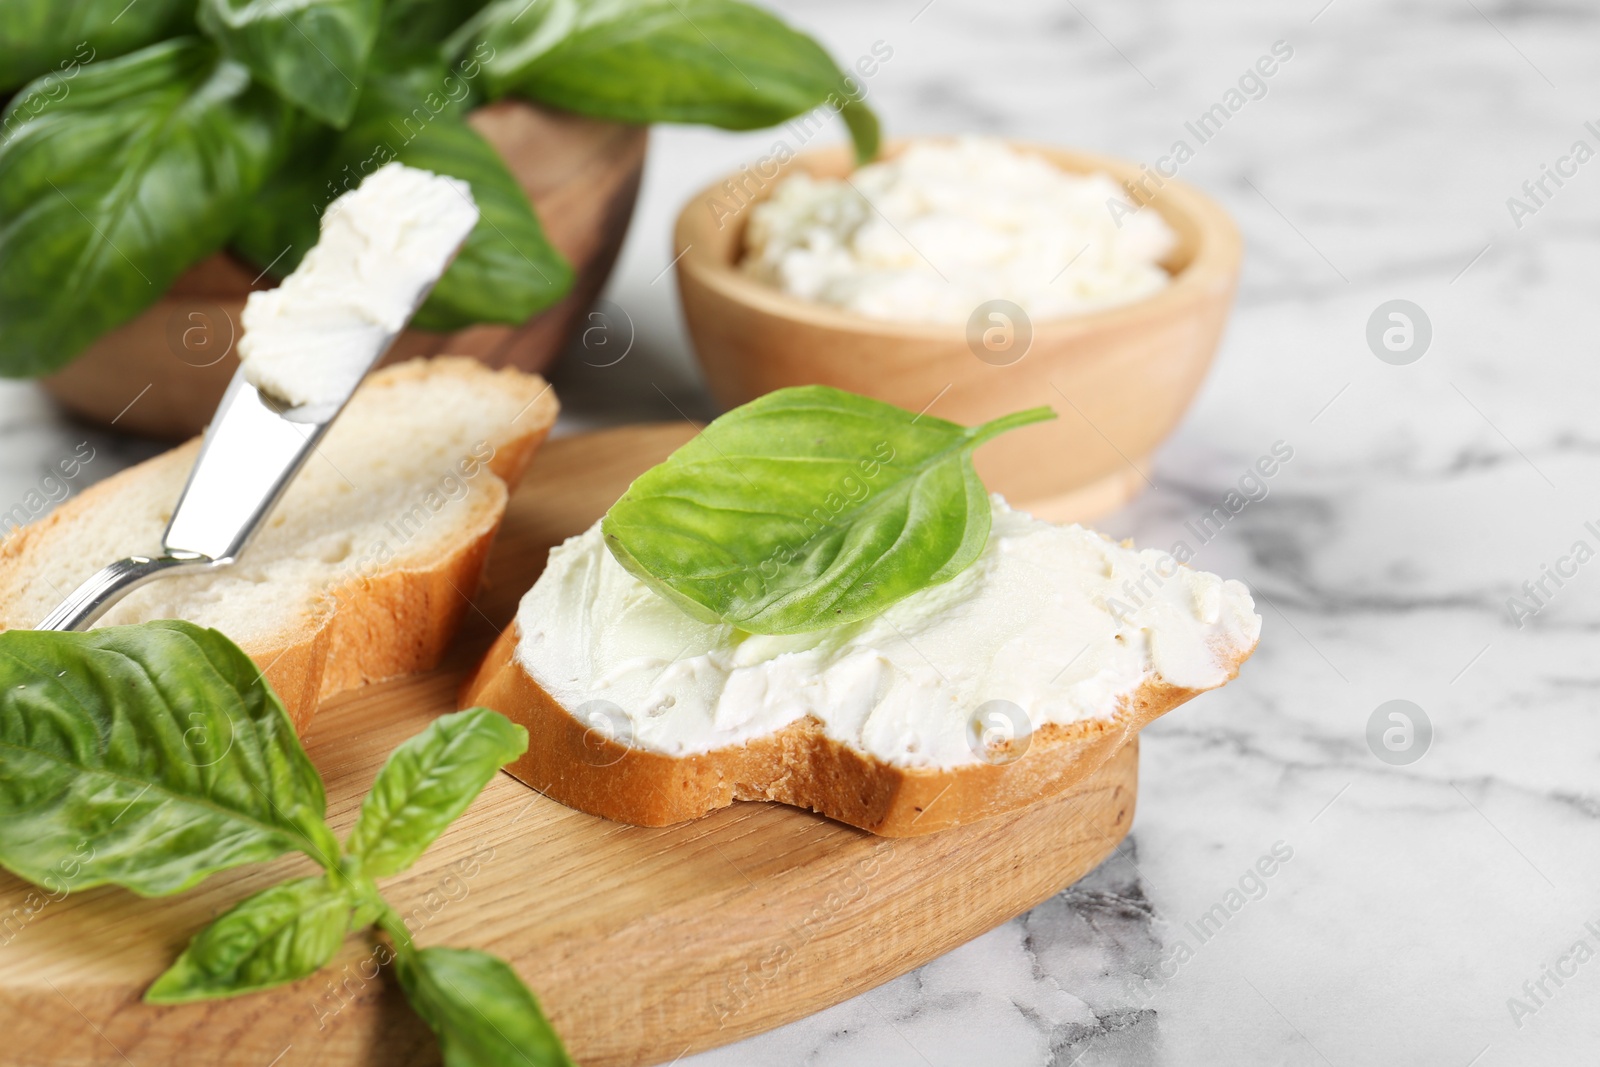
[
  {"xmin": 674, "ymin": 141, "xmax": 1242, "ymax": 523},
  {"xmin": 42, "ymin": 101, "xmax": 649, "ymax": 440}
]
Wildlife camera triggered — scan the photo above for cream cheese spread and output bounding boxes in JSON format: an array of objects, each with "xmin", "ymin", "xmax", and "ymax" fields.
[
  {"xmin": 513, "ymin": 499, "xmax": 1260, "ymax": 769},
  {"xmin": 237, "ymin": 162, "xmax": 479, "ymax": 409},
  {"xmin": 740, "ymin": 137, "xmax": 1177, "ymax": 324}
]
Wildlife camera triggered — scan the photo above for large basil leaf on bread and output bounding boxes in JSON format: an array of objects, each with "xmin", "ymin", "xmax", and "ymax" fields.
[
  {"xmin": 0, "ymin": 0, "xmax": 193, "ymax": 93},
  {"xmin": 0, "ymin": 39, "xmax": 286, "ymax": 377},
  {"xmin": 231, "ymin": 62, "xmax": 571, "ymax": 331},
  {"xmin": 460, "ymin": 0, "xmax": 879, "ymax": 162},
  {"xmin": 0, "ymin": 621, "xmax": 338, "ymax": 896},
  {"xmin": 346, "ymin": 708, "xmax": 527, "ymax": 880},
  {"xmin": 602, "ymin": 386, "xmax": 1055, "ymax": 634},
  {"xmin": 145, "ymin": 875, "xmax": 353, "ymax": 1002},
  {"xmin": 393, "ymin": 943, "xmax": 575, "ymax": 1067},
  {"xmin": 196, "ymin": 0, "xmax": 381, "ymax": 127}
]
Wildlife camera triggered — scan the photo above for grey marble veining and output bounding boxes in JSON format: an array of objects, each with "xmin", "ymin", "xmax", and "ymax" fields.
[{"xmin": 4, "ymin": 0, "xmax": 1599, "ymax": 1063}]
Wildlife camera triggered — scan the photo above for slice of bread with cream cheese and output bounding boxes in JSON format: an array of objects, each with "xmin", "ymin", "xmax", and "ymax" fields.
[
  {"xmin": 465, "ymin": 497, "xmax": 1259, "ymax": 836},
  {"xmin": 0, "ymin": 357, "xmax": 557, "ymax": 730}
]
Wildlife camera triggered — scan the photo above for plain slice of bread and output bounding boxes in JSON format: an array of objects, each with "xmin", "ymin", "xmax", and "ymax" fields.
[
  {"xmin": 462, "ymin": 624, "xmax": 1253, "ymax": 838},
  {"xmin": 0, "ymin": 357, "xmax": 557, "ymax": 730}
]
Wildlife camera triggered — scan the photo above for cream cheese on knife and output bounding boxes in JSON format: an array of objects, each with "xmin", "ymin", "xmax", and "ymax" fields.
[{"xmin": 237, "ymin": 162, "xmax": 479, "ymax": 410}]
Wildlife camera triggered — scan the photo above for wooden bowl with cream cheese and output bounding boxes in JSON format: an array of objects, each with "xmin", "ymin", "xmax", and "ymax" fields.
[
  {"xmin": 42, "ymin": 101, "xmax": 647, "ymax": 440},
  {"xmin": 673, "ymin": 140, "xmax": 1242, "ymax": 523}
]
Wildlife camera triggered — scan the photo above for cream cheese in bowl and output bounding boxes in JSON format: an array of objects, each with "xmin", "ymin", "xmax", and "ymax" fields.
[{"xmin": 740, "ymin": 137, "xmax": 1177, "ymax": 323}]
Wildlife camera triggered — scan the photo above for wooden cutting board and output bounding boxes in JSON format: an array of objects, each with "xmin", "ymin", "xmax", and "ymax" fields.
[{"xmin": 0, "ymin": 424, "xmax": 1138, "ymax": 1067}]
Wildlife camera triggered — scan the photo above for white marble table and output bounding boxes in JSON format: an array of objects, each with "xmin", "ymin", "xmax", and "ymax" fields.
[{"xmin": 4, "ymin": 0, "xmax": 1598, "ymax": 1063}]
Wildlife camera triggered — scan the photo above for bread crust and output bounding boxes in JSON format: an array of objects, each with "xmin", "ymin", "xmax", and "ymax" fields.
[
  {"xmin": 462, "ymin": 620, "xmax": 1256, "ymax": 837},
  {"xmin": 0, "ymin": 357, "xmax": 557, "ymax": 732}
]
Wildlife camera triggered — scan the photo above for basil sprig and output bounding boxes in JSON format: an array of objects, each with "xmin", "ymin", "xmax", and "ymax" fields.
[
  {"xmin": 0, "ymin": 622, "xmax": 569, "ymax": 1065},
  {"xmin": 602, "ymin": 386, "xmax": 1056, "ymax": 634},
  {"xmin": 0, "ymin": 0, "xmax": 879, "ymax": 377}
]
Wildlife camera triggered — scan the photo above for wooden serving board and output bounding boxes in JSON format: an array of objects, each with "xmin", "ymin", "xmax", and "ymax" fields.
[{"xmin": 0, "ymin": 424, "xmax": 1138, "ymax": 1067}]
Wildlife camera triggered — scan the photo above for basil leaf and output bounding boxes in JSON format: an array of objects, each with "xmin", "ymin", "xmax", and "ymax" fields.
[
  {"xmin": 197, "ymin": 0, "xmax": 381, "ymax": 128},
  {"xmin": 601, "ymin": 386, "xmax": 1056, "ymax": 634},
  {"xmin": 0, "ymin": 0, "xmax": 193, "ymax": 93},
  {"xmin": 462, "ymin": 0, "xmax": 879, "ymax": 162},
  {"xmin": 840, "ymin": 98, "xmax": 880, "ymax": 167},
  {"xmin": 145, "ymin": 875, "xmax": 352, "ymax": 1002},
  {"xmin": 0, "ymin": 621, "xmax": 339, "ymax": 896},
  {"xmin": 395, "ymin": 944, "xmax": 575, "ymax": 1067},
  {"xmin": 346, "ymin": 708, "xmax": 526, "ymax": 881},
  {"xmin": 0, "ymin": 39, "xmax": 287, "ymax": 378},
  {"xmin": 377, "ymin": 0, "xmax": 493, "ymax": 66},
  {"xmin": 386, "ymin": 106, "xmax": 572, "ymax": 330},
  {"xmin": 232, "ymin": 64, "xmax": 572, "ymax": 331}
]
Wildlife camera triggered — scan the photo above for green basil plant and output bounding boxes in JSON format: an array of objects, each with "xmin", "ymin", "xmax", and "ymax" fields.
[{"xmin": 0, "ymin": 0, "xmax": 881, "ymax": 375}]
